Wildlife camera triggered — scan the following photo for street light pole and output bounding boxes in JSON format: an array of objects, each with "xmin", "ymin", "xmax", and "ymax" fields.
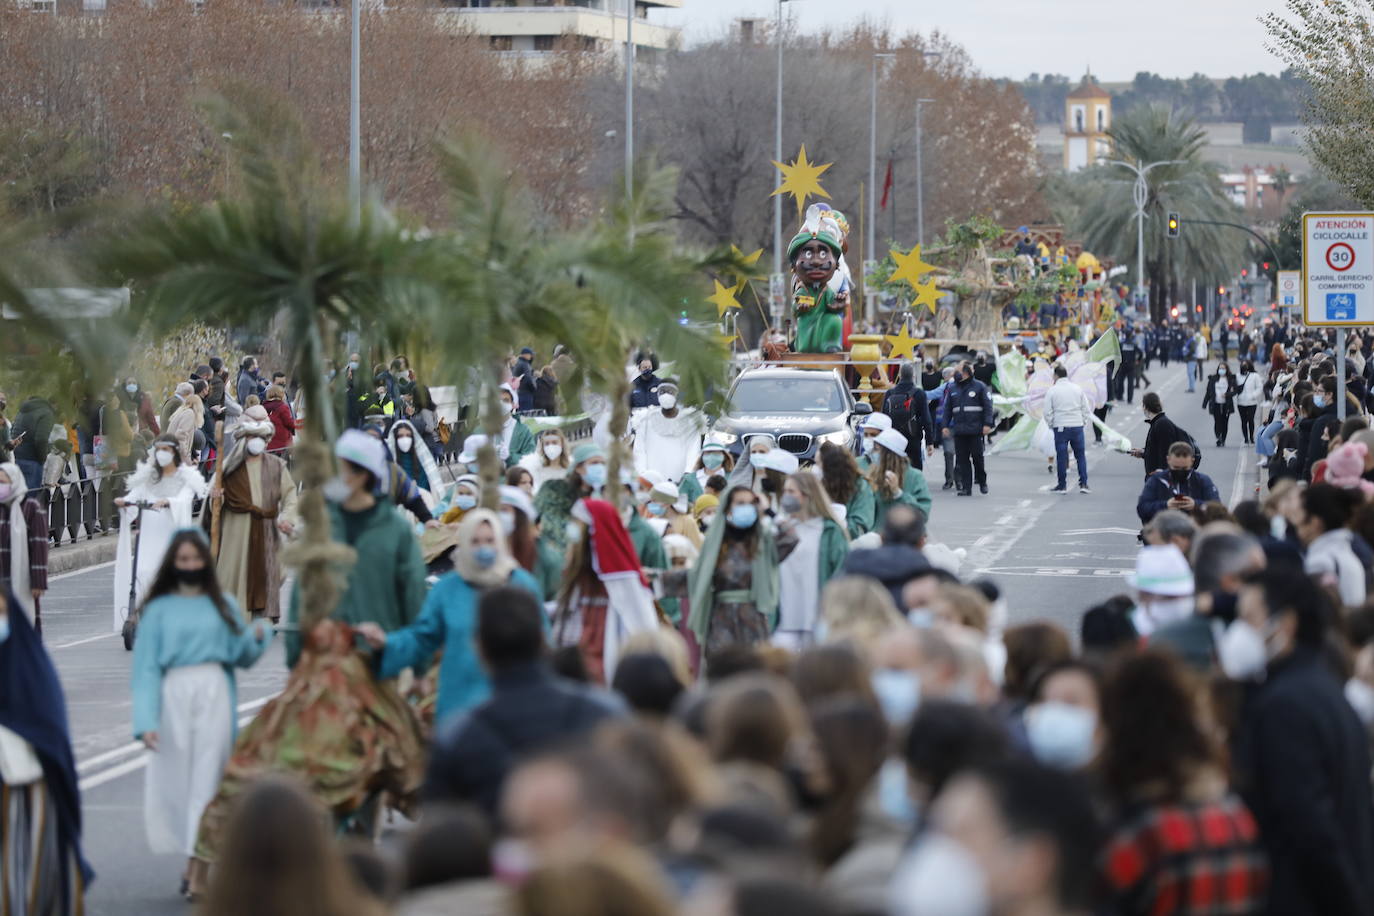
[
  {"xmin": 625, "ymin": 0, "xmax": 634, "ymax": 208},
  {"xmin": 915, "ymin": 97, "xmax": 934, "ymax": 248},
  {"xmin": 1113, "ymin": 158, "xmax": 1185, "ymax": 312},
  {"xmin": 348, "ymin": 0, "xmax": 361, "ymax": 224},
  {"xmin": 868, "ymin": 52, "xmax": 894, "ymax": 312},
  {"xmin": 772, "ymin": 0, "xmax": 793, "ymax": 323}
]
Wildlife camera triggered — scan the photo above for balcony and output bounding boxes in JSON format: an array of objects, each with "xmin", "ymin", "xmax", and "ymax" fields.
[{"xmin": 440, "ymin": 5, "xmax": 680, "ymax": 50}]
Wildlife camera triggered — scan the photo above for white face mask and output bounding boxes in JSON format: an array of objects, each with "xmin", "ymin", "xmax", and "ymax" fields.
[
  {"xmin": 395, "ymin": 436, "xmax": 413, "ymax": 453},
  {"xmin": 543, "ymin": 443, "xmax": 563, "ymax": 461},
  {"xmin": 1025, "ymin": 701, "xmax": 1098, "ymax": 770},
  {"xmin": 154, "ymin": 449, "xmax": 175, "ymax": 467},
  {"xmin": 1142, "ymin": 596, "xmax": 1193, "ymax": 628},
  {"xmin": 888, "ymin": 834, "xmax": 990, "ymax": 916},
  {"xmin": 1218, "ymin": 619, "xmax": 1272, "ymax": 681},
  {"xmin": 246, "ymin": 438, "xmax": 267, "ymax": 456},
  {"xmin": 658, "ymin": 393, "xmax": 678, "ymax": 411}
]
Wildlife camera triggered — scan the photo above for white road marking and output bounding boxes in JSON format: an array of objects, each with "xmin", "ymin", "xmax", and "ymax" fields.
[
  {"xmin": 1229, "ymin": 446, "xmax": 1250, "ymax": 508},
  {"xmin": 47, "ymin": 560, "xmax": 115, "ymax": 582},
  {"xmin": 50, "ymin": 632, "xmax": 115, "ymax": 650}
]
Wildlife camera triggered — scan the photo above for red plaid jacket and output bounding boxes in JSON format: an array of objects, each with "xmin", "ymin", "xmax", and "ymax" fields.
[{"xmin": 1104, "ymin": 795, "xmax": 1269, "ymax": 916}]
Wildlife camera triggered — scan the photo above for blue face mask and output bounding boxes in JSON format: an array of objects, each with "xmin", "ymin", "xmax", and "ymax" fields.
[
  {"xmin": 876, "ymin": 757, "xmax": 918, "ymax": 826},
  {"xmin": 472, "ymin": 546, "xmax": 498, "ymax": 569},
  {"xmin": 871, "ymin": 669, "xmax": 922, "ymax": 726},
  {"xmin": 455, "ymin": 494, "xmax": 478, "ymax": 512},
  {"xmin": 583, "ymin": 463, "xmax": 608, "ymax": 488},
  {"xmin": 0, "ymin": 615, "xmax": 9, "ymax": 645},
  {"xmin": 702, "ymin": 452, "xmax": 725, "ymax": 469},
  {"xmin": 1314, "ymin": 395, "xmax": 1327, "ymax": 408},
  {"xmin": 647, "ymin": 502, "xmax": 667, "ymax": 517},
  {"xmin": 728, "ymin": 504, "xmax": 758, "ymax": 529},
  {"xmin": 1024, "ymin": 701, "xmax": 1098, "ymax": 770}
]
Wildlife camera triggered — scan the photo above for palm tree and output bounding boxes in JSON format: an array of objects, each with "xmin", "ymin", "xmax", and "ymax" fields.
[
  {"xmin": 93, "ymin": 87, "xmax": 432, "ymax": 628},
  {"xmin": 427, "ymin": 139, "xmax": 738, "ymax": 508},
  {"xmin": 1071, "ymin": 105, "xmax": 1247, "ymax": 323}
]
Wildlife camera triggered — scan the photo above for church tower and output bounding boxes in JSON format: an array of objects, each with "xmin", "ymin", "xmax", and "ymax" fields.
[{"xmin": 1063, "ymin": 73, "xmax": 1112, "ymax": 172}]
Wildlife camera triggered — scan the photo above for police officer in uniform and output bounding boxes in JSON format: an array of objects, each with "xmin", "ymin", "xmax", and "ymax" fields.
[{"xmin": 939, "ymin": 360, "xmax": 995, "ymax": 497}]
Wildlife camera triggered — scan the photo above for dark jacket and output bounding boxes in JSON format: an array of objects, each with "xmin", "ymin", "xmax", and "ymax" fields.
[
  {"xmin": 1233, "ymin": 648, "xmax": 1374, "ymax": 916},
  {"xmin": 882, "ymin": 381, "xmax": 933, "ymax": 456},
  {"xmin": 533, "ymin": 373, "xmax": 559, "ymax": 416},
  {"xmin": 1141, "ymin": 412, "xmax": 1185, "ymax": 477},
  {"xmin": 11, "ymin": 396, "xmax": 55, "ymax": 465},
  {"xmin": 1201, "ymin": 373, "xmax": 1236, "ymax": 416},
  {"xmin": 1302, "ymin": 402, "xmax": 1339, "ymax": 480},
  {"xmin": 511, "ymin": 357, "xmax": 536, "ymax": 412},
  {"xmin": 938, "ymin": 375, "xmax": 994, "ymax": 435},
  {"xmin": 1136, "ymin": 468, "xmax": 1220, "ymax": 523},
  {"xmin": 630, "ymin": 371, "xmax": 661, "ymax": 409},
  {"xmin": 423, "ymin": 662, "xmax": 626, "ymax": 816},
  {"xmin": 842, "ymin": 545, "xmax": 931, "ymax": 611},
  {"xmin": 235, "ymin": 368, "xmax": 264, "ymax": 407}
]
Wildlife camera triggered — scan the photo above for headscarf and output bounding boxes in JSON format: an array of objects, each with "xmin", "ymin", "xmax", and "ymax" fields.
[
  {"xmin": 454, "ymin": 509, "xmax": 520, "ymax": 589},
  {"xmin": 220, "ymin": 404, "xmax": 275, "ymax": 478},
  {"xmin": 0, "ymin": 461, "xmax": 33, "ymax": 621},
  {"xmin": 386, "ymin": 419, "xmax": 440, "ymax": 495},
  {"xmin": 686, "ymin": 489, "xmax": 779, "ymax": 642},
  {"xmin": 0, "ymin": 587, "xmax": 95, "ymax": 900}
]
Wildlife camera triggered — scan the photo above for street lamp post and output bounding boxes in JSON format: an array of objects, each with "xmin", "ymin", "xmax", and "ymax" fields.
[
  {"xmin": 772, "ymin": 0, "xmax": 798, "ymax": 323},
  {"xmin": 914, "ymin": 97, "xmax": 934, "ymax": 248},
  {"xmin": 1113, "ymin": 158, "xmax": 1186, "ymax": 312},
  {"xmin": 348, "ymin": 0, "xmax": 360, "ymax": 224},
  {"xmin": 866, "ymin": 52, "xmax": 895, "ymax": 321},
  {"xmin": 625, "ymin": 0, "xmax": 634, "ymax": 208}
]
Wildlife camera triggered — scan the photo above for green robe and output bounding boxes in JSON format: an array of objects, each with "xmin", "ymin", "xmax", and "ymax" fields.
[
  {"xmin": 794, "ymin": 284, "xmax": 845, "ymax": 354},
  {"xmin": 534, "ymin": 475, "xmax": 580, "ymax": 552},
  {"xmin": 817, "ymin": 518, "xmax": 850, "ymax": 587},
  {"xmin": 844, "ymin": 478, "xmax": 877, "ymax": 538},
  {"xmin": 534, "ymin": 537, "xmax": 565, "ymax": 601},
  {"xmin": 873, "ymin": 466, "xmax": 933, "ymax": 528},
  {"xmin": 504, "ymin": 420, "xmax": 535, "ymax": 468},
  {"xmin": 687, "ymin": 519, "xmax": 780, "ymax": 642},
  {"xmin": 627, "ymin": 512, "xmax": 668, "ymax": 571}
]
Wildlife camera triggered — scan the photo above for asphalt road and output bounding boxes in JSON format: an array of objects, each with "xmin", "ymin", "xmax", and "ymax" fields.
[{"xmin": 44, "ymin": 358, "xmax": 1250, "ymax": 914}]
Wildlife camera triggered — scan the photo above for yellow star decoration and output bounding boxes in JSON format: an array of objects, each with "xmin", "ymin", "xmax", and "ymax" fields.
[
  {"xmin": 911, "ymin": 279, "xmax": 943, "ymax": 315},
  {"xmin": 770, "ymin": 144, "xmax": 832, "ymax": 218},
  {"xmin": 885, "ymin": 324, "xmax": 922, "ymax": 360},
  {"xmin": 716, "ymin": 330, "xmax": 739, "ymax": 350},
  {"xmin": 707, "ymin": 279, "xmax": 743, "ymax": 319},
  {"xmin": 729, "ymin": 245, "xmax": 765, "ymax": 296},
  {"xmin": 888, "ymin": 244, "xmax": 938, "ymax": 288}
]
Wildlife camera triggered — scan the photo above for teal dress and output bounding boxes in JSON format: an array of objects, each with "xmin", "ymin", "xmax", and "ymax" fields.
[
  {"xmin": 376, "ymin": 567, "xmax": 542, "ymax": 725},
  {"xmin": 873, "ymin": 466, "xmax": 933, "ymax": 528},
  {"xmin": 131, "ymin": 593, "xmax": 272, "ymax": 739},
  {"xmin": 844, "ymin": 478, "xmax": 877, "ymax": 538},
  {"xmin": 628, "ymin": 512, "xmax": 668, "ymax": 571}
]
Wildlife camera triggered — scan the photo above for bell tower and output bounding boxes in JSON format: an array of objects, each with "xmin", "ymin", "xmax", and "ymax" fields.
[{"xmin": 1063, "ymin": 72, "xmax": 1112, "ymax": 172}]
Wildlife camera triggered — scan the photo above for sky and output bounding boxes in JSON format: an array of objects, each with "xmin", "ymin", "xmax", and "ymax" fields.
[{"xmin": 652, "ymin": 0, "xmax": 1290, "ymax": 81}]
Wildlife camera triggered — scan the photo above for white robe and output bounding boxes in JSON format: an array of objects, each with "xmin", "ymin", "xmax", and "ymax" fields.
[
  {"xmin": 143, "ymin": 664, "xmax": 232, "ymax": 856},
  {"xmin": 112, "ymin": 464, "xmax": 207, "ymax": 633},
  {"xmin": 632, "ymin": 408, "xmax": 704, "ymax": 483},
  {"xmin": 774, "ymin": 517, "xmax": 823, "ymax": 647}
]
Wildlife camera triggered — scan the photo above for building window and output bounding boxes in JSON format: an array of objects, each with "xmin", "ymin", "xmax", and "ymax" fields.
[
  {"xmin": 1096, "ymin": 106, "xmax": 1105, "ymax": 132},
  {"xmin": 490, "ymin": 35, "xmax": 513, "ymax": 50},
  {"xmin": 533, "ymin": 35, "xmax": 556, "ymax": 51},
  {"xmin": 1071, "ymin": 105, "xmax": 1085, "ymax": 133}
]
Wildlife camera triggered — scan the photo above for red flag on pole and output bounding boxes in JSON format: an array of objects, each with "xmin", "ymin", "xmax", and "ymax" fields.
[{"xmin": 879, "ymin": 159, "xmax": 894, "ymax": 210}]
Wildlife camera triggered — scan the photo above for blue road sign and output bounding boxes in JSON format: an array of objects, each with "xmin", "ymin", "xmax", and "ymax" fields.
[{"xmin": 1327, "ymin": 293, "xmax": 1357, "ymax": 321}]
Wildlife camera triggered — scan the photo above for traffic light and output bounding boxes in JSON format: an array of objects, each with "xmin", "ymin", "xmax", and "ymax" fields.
[
  {"xmin": 1195, "ymin": 304, "xmax": 1203, "ymax": 313},
  {"xmin": 1262, "ymin": 261, "xmax": 1271, "ymax": 272},
  {"xmin": 1166, "ymin": 212, "xmax": 1180, "ymax": 238},
  {"xmin": 1170, "ymin": 306, "xmax": 1179, "ymax": 318},
  {"xmin": 1218, "ymin": 286, "xmax": 1226, "ymax": 295},
  {"xmin": 1241, "ymin": 268, "xmax": 1248, "ymax": 279}
]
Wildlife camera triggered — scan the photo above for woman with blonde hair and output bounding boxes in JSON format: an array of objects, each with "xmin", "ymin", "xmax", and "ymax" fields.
[
  {"xmin": 818, "ymin": 575, "xmax": 905, "ymax": 655},
  {"xmin": 774, "ymin": 471, "xmax": 849, "ymax": 650},
  {"xmin": 166, "ymin": 393, "xmax": 204, "ymax": 465},
  {"xmin": 519, "ymin": 427, "xmax": 571, "ymax": 495}
]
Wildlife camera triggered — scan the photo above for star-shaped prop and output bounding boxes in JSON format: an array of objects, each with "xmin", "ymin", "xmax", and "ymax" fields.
[
  {"xmin": 729, "ymin": 245, "xmax": 765, "ymax": 296},
  {"xmin": 885, "ymin": 324, "xmax": 922, "ymax": 360},
  {"xmin": 888, "ymin": 244, "xmax": 938, "ymax": 288},
  {"xmin": 911, "ymin": 278, "xmax": 943, "ymax": 315},
  {"xmin": 770, "ymin": 144, "xmax": 832, "ymax": 218},
  {"xmin": 707, "ymin": 279, "xmax": 743, "ymax": 318},
  {"xmin": 715, "ymin": 330, "xmax": 739, "ymax": 350}
]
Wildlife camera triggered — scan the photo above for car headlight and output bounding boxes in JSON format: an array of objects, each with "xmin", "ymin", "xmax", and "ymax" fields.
[
  {"xmin": 706, "ymin": 429, "xmax": 739, "ymax": 447},
  {"xmin": 817, "ymin": 429, "xmax": 852, "ymax": 446}
]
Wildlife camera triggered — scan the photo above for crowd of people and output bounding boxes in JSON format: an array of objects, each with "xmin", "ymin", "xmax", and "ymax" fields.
[{"xmin": 6, "ymin": 323, "xmax": 1374, "ymax": 916}]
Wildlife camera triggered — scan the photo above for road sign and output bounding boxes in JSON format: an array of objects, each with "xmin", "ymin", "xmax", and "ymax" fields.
[
  {"xmin": 1277, "ymin": 270, "xmax": 1300, "ymax": 308},
  {"xmin": 1303, "ymin": 212, "xmax": 1374, "ymax": 325}
]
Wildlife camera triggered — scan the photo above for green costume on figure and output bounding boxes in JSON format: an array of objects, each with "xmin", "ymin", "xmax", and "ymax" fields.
[{"xmin": 794, "ymin": 285, "xmax": 846, "ymax": 354}]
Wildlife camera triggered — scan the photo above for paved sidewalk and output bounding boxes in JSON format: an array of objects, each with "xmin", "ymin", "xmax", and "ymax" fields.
[{"xmin": 48, "ymin": 532, "xmax": 119, "ymax": 576}]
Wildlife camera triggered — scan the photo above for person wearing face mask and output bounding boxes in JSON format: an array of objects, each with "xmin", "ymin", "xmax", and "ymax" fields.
[
  {"xmin": 208, "ymin": 405, "xmax": 298, "ymax": 624},
  {"xmin": 647, "ymin": 480, "xmax": 701, "ymax": 551},
  {"xmin": 520, "ymin": 428, "xmax": 571, "ymax": 495},
  {"xmin": 0, "ymin": 461, "xmax": 49, "ymax": 635},
  {"xmin": 387, "ymin": 418, "xmax": 439, "ymax": 495},
  {"xmin": 629, "ymin": 356, "xmax": 662, "ymax": 409},
  {"xmin": 890, "ymin": 758, "xmax": 1103, "ymax": 916},
  {"xmin": 283, "ymin": 430, "xmax": 426, "ymax": 669},
  {"xmin": 678, "ymin": 443, "xmax": 734, "ymax": 506},
  {"xmin": 818, "ymin": 441, "xmax": 876, "ymax": 539},
  {"xmin": 693, "ymin": 493, "xmax": 720, "ymax": 534},
  {"xmin": 1022, "ymin": 661, "xmax": 1102, "ymax": 771},
  {"xmin": 534, "ymin": 443, "xmax": 608, "ymax": 553},
  {"xmin": 357, "ymin": 509, "xmax": 541, "ymax": 725},
  {"xmin": 491, "ymin": 385, "xmax": 535, "ymax": 469},
  {"xmin": 1225, "ymin": 568, "xmax": 1374, "ymax": 916},
  {"xmin": 0, "ymin": 585, "xmax": 94, "ymax": 913},
  {"xmin": 165, "ymin": 388, "xmax": 204, "ymax": 466},
  {"xmin": 1136, "ymin": 441, "xmax": 1219, "ymax": 524},
  {"xmin": 938, "ymin": 360, "xmax": 994, "ymax": 497},
  {"xmin": 1098, "ymin": 649, "xmax": 1268, "ymax": 916},
  {"xmin": 497, "ymin": 484, "xmax": 561, "ymax": 601},
  {"xmin": 866, "ymin": 429, "xmax": 932, "ymax": 526},
  {"xmin": 363, "ymin": 423, "xmax": 439, "ymax": 526},
  {"xmin": 440, "ymin": 476, "xmax": 482, "ymax": 524},
  {"xmin": 686, "ymin": 486, "xmax": 779, "ymax": 669},
  {"xmin": 1124, "ymin": 544, "xmax": 1195, "ymax": 638},
  {"xmin": 129, "ymin": 529, "xmax": 272, "ymax": 900},
  {"xmin": 113, "ymin": 436, "xmax": 209, "ymax": 634},
  {"xmin": 630, "ymin": 379, "xmax": 704, "ymax": 486},
  {"xmin": 855, "ymin": 412, "xmax": 893, "ymax": 468},
  {"xmin": 1149, "ymin": 528, "xmax": 1264, "ymax": 671},
  {"xmin": 773, "ymin": 472, "xmax": 849, "ymax": 650},
  {"xmin": 1202, "ymin": 363, "xmax": 1237, "ymax": 447},
  {"xmin": 118, "ymin": 376, "xmax": 162, "ymax": 440}
]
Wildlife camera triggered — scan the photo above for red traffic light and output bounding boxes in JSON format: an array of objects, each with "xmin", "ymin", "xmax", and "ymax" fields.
[
  {"xmin": 1241, "ymin": 268, "xmax": 1248, "ymax": 278},
  {"xmin": 1262, "ymin": 261, "xmax": 1271, "ymax": 271},
  {"xmin": 1195, "ymin": 304, "xmax": 1203, "ymax": 313}
]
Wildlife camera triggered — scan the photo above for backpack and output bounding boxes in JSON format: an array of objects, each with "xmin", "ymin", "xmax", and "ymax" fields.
[
  {"xmin": 1171, "ymin": 423, "xmax": 1203, "ymax": 469},
  {"xmin": 884, "ymin": 389, "xmax": 926, "ymax": 445}
]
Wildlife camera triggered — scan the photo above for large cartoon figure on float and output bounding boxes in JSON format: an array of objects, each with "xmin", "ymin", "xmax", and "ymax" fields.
[{"xmin": 788, "ymin": 204, "xmax": 850, "ymax": 354}]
